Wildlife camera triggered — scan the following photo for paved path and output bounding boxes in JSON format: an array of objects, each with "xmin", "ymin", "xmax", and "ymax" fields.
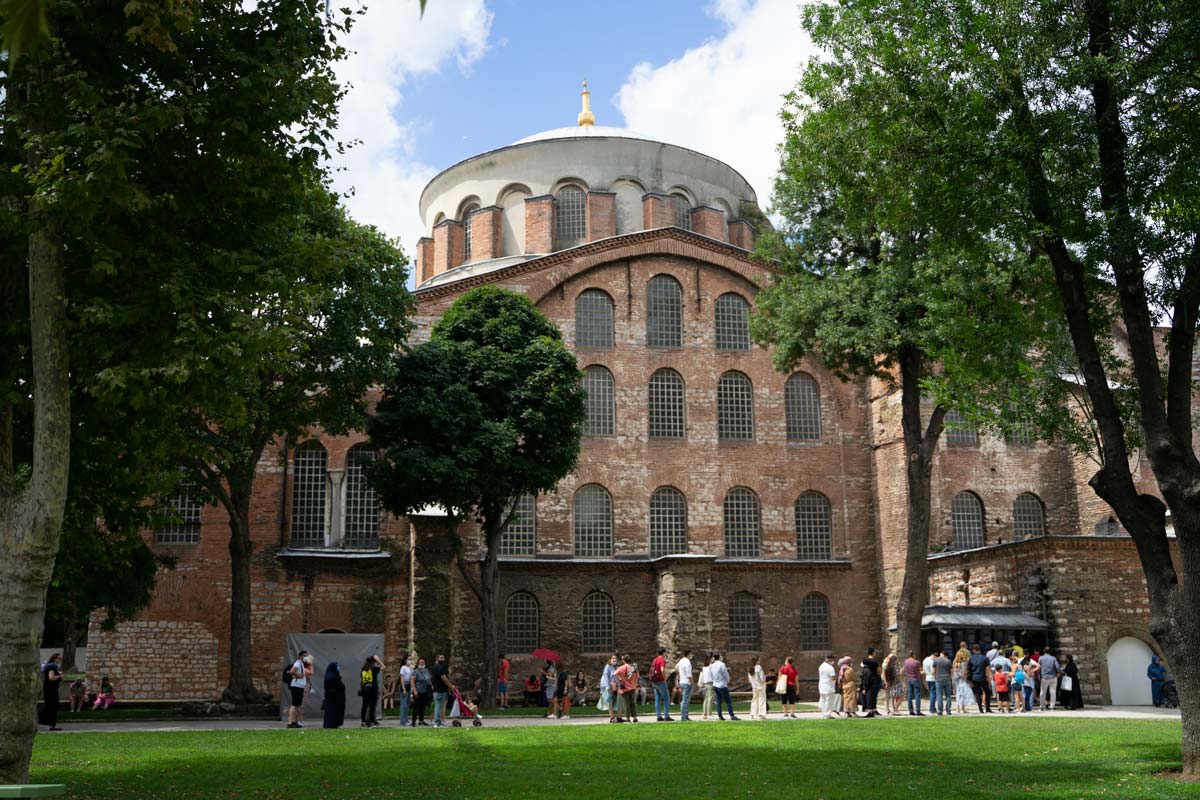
[{"xmin": 45, "ymin": 705, "xmax": 1181, "ymax": 734}]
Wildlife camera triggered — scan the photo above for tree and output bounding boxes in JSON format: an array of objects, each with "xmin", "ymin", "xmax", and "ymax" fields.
[
  {"xmin": 795, "ymin": 0, "xmax": 1200, "ymax": 775},
  {"xmin": 0, "ymin": 0, "xmax": 358, "ymax": 781},
  {"xmin": 752, "ymin": 60, "xmax": 1052, "ymax": 657},
  {"xmin": 367, "ymin": 287, "xmax": 585, "ymax": 710}
]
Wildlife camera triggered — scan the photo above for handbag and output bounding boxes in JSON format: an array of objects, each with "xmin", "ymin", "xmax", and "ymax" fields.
[
  {"xmin": 774, "ymin": 673, "xmax": 788, "ymax": 695},
  {"xmin": 1061, "ymin": 675, "xmax": 1073, "ymax": 692}
]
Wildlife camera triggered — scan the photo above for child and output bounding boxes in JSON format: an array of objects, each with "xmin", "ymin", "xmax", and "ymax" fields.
[
  {"xmin": 1015, "ymin": 660, "xmax": 1032, "ymax": 712},
  {"xmin": 993, "ymin": 666, "xmax": 1011, "ymax": 713},
  {"xmin": 382, "ymin": 673, "xmax": 396, "ymax": 711},
  {"xmin": 92, "ymin": 677, "xmax": 116, "ymax": 710},
  {"xmin": 69, "ymin": 678, "xmax": 87, "ymax": 712}
]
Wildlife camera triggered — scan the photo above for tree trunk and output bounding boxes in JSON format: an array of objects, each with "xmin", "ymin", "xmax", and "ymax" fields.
[
  {"xmin": 61, "ymin": 619, "xmax": 78, "ymax": 673},
  {"xmin": 893, "ymin": 347, "xmax": 946, "ymax": 659},
  {"xmin": 478, "ymin": 544, "xmax": 500, "ymax": 711},
  {"xmin": 222, "ymin": 484, "xmax": 261, "ymax": 704}
]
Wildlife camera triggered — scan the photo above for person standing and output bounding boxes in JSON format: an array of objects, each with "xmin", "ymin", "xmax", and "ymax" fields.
[
  {"xmin": 360, "ymin": 654, "xmax": 384, "ymax": 728},
  {"xmin": 1061, "ymin": 654, "xmax": 1083, "ymax": 710},
  {"xmin": 541, "ymin": 661, "xmax": 558, "ymax": 719},
  {"xmin": 968, "ymin": 644, "xmax": 993, "ymax": 714},
  {"xmin": 431, "ymin": 654, "xmax": 454, "ymax": 728},
  {"xmin": 1148, "ymin": 655, "xmax": 1167, "ymax": 707},
  {"xmin": 953, "ymin": 643, "xmax": 973, "ymax": 714},
  {"xmin": 397, "ymin": 654, "xmax": 413, "ymax": 726},
  {"xmin": 555, "ymin": 661, "xmax": 571, "ymax": 719},
  {"xmin": 881, "ymin": 654, "xmax": 902, "ymax": 715},
  {"xmin": 286, "ymin": 650, "xmax": 311, "ymax": 729},
  {"xmin": 818, "ymin": 654, "xmax": 838, "ymax": 719},
  {"xmin": 749, "ymin": 655, "xmax": 768, "ymax": 720},
  {"xmin": 700, "ymin": 654, "xmax": 716, "ymax": 720},
  {"xmin": 778, "ymin": 656, "xmax": 799, "ymax": 719},
  {"xmin": 993, "ymin": 662, "xmax": 1012, "ymax": 713},
  {"xmin": 650, "ymin": 647, "xmax": 673, "ymax": 721},
  {"xmin": 903, "ymin": 651, "xmax": 924, "ymax": 716},
  {"xmin": 600, "ymin": 653, "xmax": 619, "ymax": 721},
  {"xmin": 411, "ymin": 657, "xmax": 432, "ymax": 726},
  {"xmin": 381, "ymin": 673, "xmax": 396, "ymax": 713},
  {"xmin": 986, "ymin": 641, "xmax": 1000, "ymax": 663},
  {"xmin": 922, "ymin": 649, "xmax": 938, "ymax": 716},
  {"xmin": 676, "ymin": 649, "xmax": 694, "ymax": 721},
  {"xmin": 860, "ymin": 648, "xmax": 882, "ymax": 717},
  {"xmin": 838, "ymin": 656, "xmax": 859, "ymax": 718},
  {"xmin": 498, "ymin": 654, "xmax": 511, "ymax": 711},
  {"xmin": 710, "ymin": 652, "xmax": 738, "ymax": 720},
  {"xmin": 40, "ymin": 653, "xmax": 63, "ymax": 731},
  {"xmin": 933, "ymin": 649, "xmax": 953, "ymax": 716},
  {"xmin": 323, "ymin": 661, "xmax": 346, "ymax": 729},
  {"xmin": 615, "ymin": 655, "xmax": 640, "ymax": 723},
  {"xmin": 1037, "ymin": 647, "xmax": 1061, "ymax": 711}
]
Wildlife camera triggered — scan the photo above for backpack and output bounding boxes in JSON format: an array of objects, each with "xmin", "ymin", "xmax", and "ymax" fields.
[{"xmin": 283, "ymin": 663, "xmax": 296, "ymax": 684}]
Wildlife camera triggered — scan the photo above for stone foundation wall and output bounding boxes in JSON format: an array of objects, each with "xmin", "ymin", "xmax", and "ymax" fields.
[{"xmin": 87, "ymin": 621, "xmax": 220, "ymax": 700}]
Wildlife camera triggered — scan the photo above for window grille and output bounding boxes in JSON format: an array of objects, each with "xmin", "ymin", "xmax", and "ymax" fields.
[
  {"xmin": 723, "ymin": 488, "xmax": 761, "ymax": 557},
  {"xmin": 715, "ymin": 293, "xmax": 751, "ymax": 351},
  {"xmin": 574, "ymin": 484, "xmax": 613, "ymax": 557},
  {"xmin": 945, "ymin": 410, "xmax": 979, "ymax": 445},
  {"xmin": 556, "ymin": 185, "xmax": 586, "ymax": 246},
  {"xmin": 505, "ymin": 592, "xmax": 539, "ymax": 651},
  {"xmin": 728, "ymin": 592, "xmax": 761, "ymax": 651},
  {"xmin": 1012, "ymin": 493, "xmax": 1046, "ymax": 540},
  {"xmin": 582, "ymin": 366, "xmax": 615, "ymax": 436},
  {"xmin": 718, "ymin": 371, "xmax": 755, "ymax": 440},
  {"xmin": 156, "ymin": 479, "xmax": 201, "ymax": 544},
  {"xmin": 649, "ymin": 487, "xmax": 687, "ymax": 557},
  {"xmin": 462, "ymin": 204, "xmax": 479, "ymax": 262},
  {"xmin": 672, "ymin": 194, "xmax": 691, "ymax": 231},
  {"xmin": 785, "ymin": 373, "xmax": 822, "ymax": 440},
  {"xmin": 1006, "ymin": 409, "xmax": 1036, "ymax": 446},
  {"xmin": 646, "ymin": 275, "xmax": 683, "ymax": 347},
  {"xmin": 290, "ymin": 445, "xmax": 328, "ymax": 547},
  {"xmin": 795, "ymin": 491, "xmax": 833, "ymax": 560},
  {"xmin": 343, "ymin": 446, "xmax": 381, "ymax": 549},
  {"xmin": 952, "ymin": 491, "xmax": 985, "ymax": 550},
  {"xmin": 499, "ymin": 493, "xmax": 536, "ymax": 556},
  {"xmin": 581, "ymin": 591, "xmax": 615, "ymax": 652},
  {"xmin": 798, "ymin": 593, "xmax": 831, "ymax": 650},
  {"xmin": 648, "ymin": 369, "xmax": 686, "ymax": 439},
  {"xmin": 575, "ymin": 289, "xmax": 614, "ymax": 348}
]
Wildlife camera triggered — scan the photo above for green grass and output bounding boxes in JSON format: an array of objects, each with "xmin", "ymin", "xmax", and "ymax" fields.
[{"xmin": 31, "ymin": 718, "xmax": 1190, "ymax": 799}]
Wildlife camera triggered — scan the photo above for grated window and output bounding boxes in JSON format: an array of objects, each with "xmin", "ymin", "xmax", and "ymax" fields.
[
  {"xmin": 575, "ymin": 289, "xmax": 614, "ymax": 348},
  {"xmin": 785, "ymin": 373, "xmax": 822, "ymax": 440},
  {"xmin": 582, "ymin": 366, "xmax": 615, "ymax": 436},
  {"xmin": 1012, "ymin": 493, "xmax": 1045, "ymax": 540},
  {"xmin": 290, "ymin": 444, "xmax": 328, "ymax": 547},
  {"xmin": 648, "ymin": 369, "xmax": 686, "ymax": 439},
  {"xmin": 717, "ymin": 371, "xmax": 755, "ymax": 440},
  {"xmin": 723, "ymin": 487, "xmax": 761, "ymax": 557},
  {"xmin": 462, "ymin": 203, "xmax": 479, "ymax": 262},
  {"xmin": 556, "ymin": 185, "xmax": 586, "ymax": 246},
  {"xmin": 581, "ymin": 591, "xmax": 615, "ymax": 652},
  {"xmin": 646, "ymin": 275, "xmax": 683, "ymax": 347},
  {"xmin": 728, "ymin": 592, "xmax": 761, "ymax": 651},
  {"xmin": 952, "ymin": 491, "xmax": 985, "ymax": 550},
  {"xmin": 649, "ymin": 486, "xmax": 688, "ymax": 557},
  {"xmin": 794, "ymin": 491, "xmax": 833, "ymax": 560},
  {"xmin": 798, "ymin": 593, "xmax": 831, "ymax": 650},
  {"xmin": 156, "ymin": 477, "xmax": 202, "ymax": 544},
  {"xmin": 505, "ymin": 592, "xmax": 539, "ymax": 652},
  {"xmin": 715, "ymin": 293, "xmax": 751, "ymax": 351},
  {"xmin": 672, "ymin": 194, "xmax": 691, "ymax": 231},
  {"xmin": 945, "ymin": 410, "xmax": 979, "ymax": 446},
  {"xmin": 343, "ymin": 446, "xmax": 381, "ymax": 549},
  {"xmin": 499, "ymin": 493, "xmax": 537, "ymax": 556},
  {"xmin": 574, "ymin": 484, "xmax": 613, "ymax": 557}
]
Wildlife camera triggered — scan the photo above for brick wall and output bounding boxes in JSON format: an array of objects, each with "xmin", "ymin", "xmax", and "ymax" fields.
[
  {"xmin": 727, "ymin": 219, "xmax": 755, "ymax": 250},
  {"xmin": 643, "ymin": 193, "xmax": 675, "ymax": 229},
  {"xmin": 690, "ymin": 206, "xmax": 726, "ymax": 242},
  {"xmin": 468, "ymin": 206, "xmax": 502, "ymax": 262},
  {"xmin": 433, "ymin": 219, "xmax": 465, "ymax": 275},
  {"xmin": 524, "ymin": 196, "xmax": 555, "ymax": 253},
  {"xmin": 416, "ymin": 237, "xmax": 435, "ymax": 285},
  {"xmin": 87, "ymin": 621, "xmax": 220, "ymax": 700},
  {"xmin": 586, "ymin": 192, "xmax": 616, "ymax": 241}
]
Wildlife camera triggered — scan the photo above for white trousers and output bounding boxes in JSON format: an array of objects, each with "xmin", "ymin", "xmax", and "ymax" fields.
[
  {"xmin": 750, "ymin": 686, "xmax": 767, "ymax": 718},
  {"xmin": 1039, "ymin": 680, "xmax": 1057, "ymax": 709},
  {"xmin": 819, "ymin": 692, "xmax": 838, "ymax": 716}
]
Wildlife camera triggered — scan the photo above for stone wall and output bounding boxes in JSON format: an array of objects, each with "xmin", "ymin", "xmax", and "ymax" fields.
[{"xmin": 87, "ymin": 621, "xmax": 220, "ymax": 700}]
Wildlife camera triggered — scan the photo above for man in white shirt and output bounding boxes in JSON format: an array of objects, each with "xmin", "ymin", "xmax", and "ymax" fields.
[
  {"xmin": 675, "ymin": 649, "xmax": 694, "ymax": 721},
  {"xmin": 709, "ymin": 653, "xmax": 739, "ymax": 720},
  {"xmin": 286, "ymin": 650, "xmax": 312, "ymax": 729},
  {"xmin": 818, "ymin": 654, "xmax": 838, "ymax": 718},
  {"xmin": 699, "ymin": 656, "xmax": 715, "ymax": 719},
  {"xmin": 922, "ymin": 650, "xmax": 937, "ymax": 717}
]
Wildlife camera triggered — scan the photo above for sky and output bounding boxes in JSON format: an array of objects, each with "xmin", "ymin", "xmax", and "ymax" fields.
[{"xmin": 327, "ymin": 0, "xmax": 813, "ymax": 260}]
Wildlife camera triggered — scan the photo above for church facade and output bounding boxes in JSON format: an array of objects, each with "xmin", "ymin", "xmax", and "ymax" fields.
[{"xmin": 86, "ymin": 92, "xmax": 1171, "ymax": 705}]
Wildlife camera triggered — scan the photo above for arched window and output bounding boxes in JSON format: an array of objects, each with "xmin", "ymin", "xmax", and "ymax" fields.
[
  {"xmin": 718, "ymin": 371, "xmax": 755, "ymax": 440},
  {"xmin": 582, "ymin": 366, "xmax": 615, "ymax": 436},
  {"xmin": 945, "ymin": 410, "xmax": 979, "ymax": 446},
  {"xmin": 574, "ymin": 484, "xmax": 613, "ymax": 557},
  {"xmin": 499, "ymin": 493, "xmax": 536, "ymax": 556},
  {"xmin": 1012, "ymin": 493, "xmax": 1046, "ymax": 540},
  {"xmin": 785, "ymin": 373, "xmax": 822, "ymax": 440},
  {"xmin": 1005, "ymin": 404, "xmax": 1036, "ymax": 446},
  {"xmin": 728, "ymin": 592, "xmax": 761, "ymax": 651},
  {"xmin": 952, "ymin": 491, "xmax": 985, "ymax": 550},
  {"xmin": 581, "ymin": 591, "xmax": 615, "ymax": 652},
  {"xmin": 648, "ymin": 368, "xmax": 686, "ymax": 439},
  {"xmin": 575, "ymin": 289, "xmax": 614, "ymax": 348},
  {"xmin": 556, "ymin": 185, "xmax": 586, "ymax": 246},
  {"xmin": 156, "ymin": 475, "xmax": 202, "ymax": 544},
  {"xmin": 646, "ymin": 275, "xmax": 683, "ymax": 347},
  {"xmin": 715, "ymin": 293, "xmax": 751, "ymax": 351},
  {"xmin": 649, "ymin": 487, "xmax": 687, "ymax": 557},
  {"xmin": 505, "ymin": 592, "xmax": 539, "ymax": 651},
  {"xmin": 344, "ymin": 445, "xmax": 381, "ymax": 549},
  {"xmin": 290, "ymin": 443, "xmax": 328, "ymax": 547},
  {"xmin": 1096, "ymin": 516, "xmax": 1123, "ymax": 536},
  {"xmin": 795, "ymin": 491, "xmax": 833, "ymax": 560},
  {"xmin": 461, "ymin": 202, "xmax": 480, "ymax": 262},
  {"xmin": 798, "ymin": 593, "xmax": 831, "ymax": 650},
  {"xmin": 723, "ymin": 487, "xmax": 761, "ymax": 557},
  {"xmin": 671, "ymin": 193, "xmax": 691, "ymax": 230}
]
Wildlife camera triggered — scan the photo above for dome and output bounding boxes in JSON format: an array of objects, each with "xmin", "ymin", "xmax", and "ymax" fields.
[{"xmin": 512, "ymin": 125, "xmax": 659, "ymax": 145}]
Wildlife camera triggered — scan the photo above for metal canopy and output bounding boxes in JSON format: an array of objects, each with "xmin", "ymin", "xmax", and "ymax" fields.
[{"xmin": 921, "ymin": 605, "xmax": 1050, "ymax": 631}]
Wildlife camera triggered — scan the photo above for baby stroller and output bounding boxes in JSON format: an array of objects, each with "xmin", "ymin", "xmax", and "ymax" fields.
[
  {"xmin": 1162, "ymin": 677, "xmax": 1180, "ymax": 709},
  {"xmin": 447, "ymin": 688, "xmax": 483, "ymax": 727}
]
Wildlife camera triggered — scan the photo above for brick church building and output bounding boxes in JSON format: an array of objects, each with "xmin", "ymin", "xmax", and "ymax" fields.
[{"xmin": 87, "ymin": 88, "xmax": 1171, "ymax": 706}]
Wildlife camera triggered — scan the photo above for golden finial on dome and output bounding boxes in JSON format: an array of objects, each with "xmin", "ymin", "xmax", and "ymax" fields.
[{"xmin": 577, "ymin": 80, "xmax": 596, "ymax": 127}]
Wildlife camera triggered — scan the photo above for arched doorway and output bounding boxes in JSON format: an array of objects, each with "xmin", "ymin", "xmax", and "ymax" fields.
[{"xmin": 1106, "ymin": 636, "xmax": 1154, "ymax": 705}]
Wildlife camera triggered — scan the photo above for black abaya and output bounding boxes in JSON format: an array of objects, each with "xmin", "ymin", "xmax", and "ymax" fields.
[
  {"xmin": 323, "ymin": 668, "xmax": 346, "ymax": 728},
  {"xmin": 1061, "ymin": 662, "xmax": 1083, "ymax": 710}
]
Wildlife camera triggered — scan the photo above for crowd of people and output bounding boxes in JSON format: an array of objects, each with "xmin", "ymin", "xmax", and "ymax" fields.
[{"xmin": 37, "ymin": 653, "xmax": 119, "ymax": 732}]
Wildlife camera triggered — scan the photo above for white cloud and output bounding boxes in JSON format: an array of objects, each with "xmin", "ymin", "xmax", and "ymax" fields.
[
  {"xmin": 329, "ymin": 0, "xmax": 492, "ymax": 261},
  {"xmin": 615, "ymin": 0, "xmax": 812, "ymax": 211}
]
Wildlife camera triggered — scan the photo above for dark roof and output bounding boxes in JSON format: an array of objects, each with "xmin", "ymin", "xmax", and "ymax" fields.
[{"xmin": 921, "ymin": 605, "xmax": 1050, "ymax": 631}]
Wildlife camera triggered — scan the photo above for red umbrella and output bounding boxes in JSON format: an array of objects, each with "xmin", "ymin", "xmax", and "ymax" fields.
[{"xmin": 531, "ymin": 648, "xmax": 561, "ymax": 662}]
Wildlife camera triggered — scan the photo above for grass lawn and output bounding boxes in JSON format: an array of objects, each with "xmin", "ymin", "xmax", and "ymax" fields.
[
  {"xmin": 31, "ymin": 718, "xmax": 1190, "ymax": 799},
  {"xmin": 382, "ymin": 700, "xmax": 817, "ymax": 719}
]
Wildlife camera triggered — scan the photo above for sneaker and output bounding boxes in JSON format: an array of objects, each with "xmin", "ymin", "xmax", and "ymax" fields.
[
  {"xmin": 730, "ymin": 715, "xmax": 740, "ymax": 720},
  {"xmin": 664, "ymin": 716, "xmax": 674, "ymax": 721},
  {"xmin": 562, "ymin": 716, "xmax": 570, "ymax": 720},
  {"xmin": 295, "ymin": 722, "xmax": 305, "ymax": 728},
  {"xmin": 718, "ymin": 716, "xmax": 726, "ymax": 721},
  {"xmin": 286, "ymin": 723, "xmax": 297, "ymax": 729},
  {"xmin": 916, "ymin": 712, "xmax": 925, "ymax": 716}
]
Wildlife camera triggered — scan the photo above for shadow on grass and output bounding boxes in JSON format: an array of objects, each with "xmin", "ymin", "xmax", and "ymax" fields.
[{"xmin": 31, "ymin": 718, "xmax": 1188, "ymax": 800}]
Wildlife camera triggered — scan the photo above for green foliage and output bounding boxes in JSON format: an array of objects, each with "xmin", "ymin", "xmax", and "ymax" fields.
[{"xmin": 368, "ymin": 286, "xmax": 585, "ymax": 529}]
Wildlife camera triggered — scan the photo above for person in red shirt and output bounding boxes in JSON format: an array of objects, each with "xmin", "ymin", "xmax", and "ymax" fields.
[
  {"xmin": 650, "ymin": 647, "xmax": 674, "ymax": 722},
  {"xmin": 994, "ymin": 667, "xmax": 1012, "ymax": 713},
  {"xmin": 614, "ymin": 655, "xmax": 640, "ymax": 723},
  {"xmin": 498, "ymin": 654, "xmax": 511, "ymax": 710},
  {"xmin": 779, "ymin": 656, "xmax": 799, "ymax": 718},
  {"xmin": 903, "ymin": 651, "xmax": 925, "ymax": 716}
]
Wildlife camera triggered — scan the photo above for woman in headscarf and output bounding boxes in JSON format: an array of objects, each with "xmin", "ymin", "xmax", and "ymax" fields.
[
  {"xmin": 837, "ymin": 656, "xmax": 857, "ymax": 718},
  {"xmin": 1061, "ymin": 654, "xmax": 1084, "ymax": 710},
  {"xmin": 322, "ymin": 662, "xmax": 346, "ymax": 729},
  {"xmin": 952, "ymin": 642, "xmax": 973, "ymax": 714}
]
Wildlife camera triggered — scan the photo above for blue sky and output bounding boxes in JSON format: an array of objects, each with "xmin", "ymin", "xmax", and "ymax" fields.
[{"xmin": 328, "ymin": 0, "xmax": 811, "ymax": 255}]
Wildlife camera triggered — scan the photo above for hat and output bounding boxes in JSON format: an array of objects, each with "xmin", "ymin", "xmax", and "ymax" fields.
[{"xmin": 991, "ymin": 641, "xmax": 999, "ymax": 648}]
